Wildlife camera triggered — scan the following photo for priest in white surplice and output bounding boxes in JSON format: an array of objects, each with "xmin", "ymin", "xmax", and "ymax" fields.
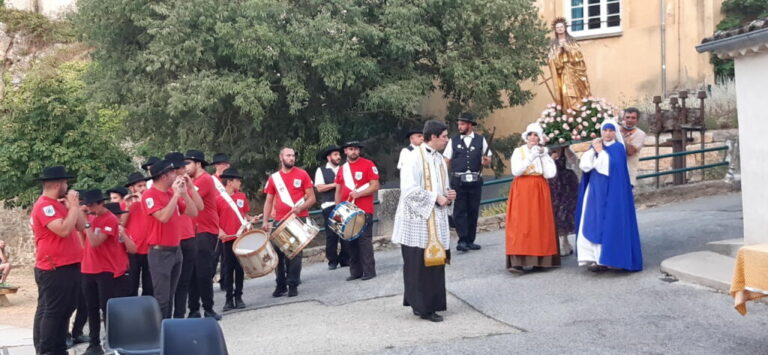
[{"xmin": 392, "ymin": 120, "xmax": 456, "ymax": 322}]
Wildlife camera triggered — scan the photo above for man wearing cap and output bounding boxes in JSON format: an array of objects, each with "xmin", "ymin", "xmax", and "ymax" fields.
[
  {"xmin": 263, "ymin": 147, "xmax": 316, "ymax": 297},
  {"xmin": 184, "ymin": 150, "xmax": 222, "ymax": 320},
  {"xmin": 31, "ymin": 166, "xmax": 84, "ymax": 354},
  {"xmin": 164, "ymin": 152, "xmax": 205, "ymax": 319},
  {"xmin": 216, "ymin": 168, "xmax": 251, "ymax": 311},
  {"xmin": 80, "ymin": 190, "xmax": 135, "ymax": 355},
  {"xmin": 142, "ymin": 159, "xmax": 199, "ymax": 319},
  {"xmin": 314, "ymin": 145, "xmax": 349, "ymax": 270},
  {"xmin": 211, "ymin": 153, "xmax": 231, "ymax": 181},
  {"xmin": 443, "ymin": 112, "xmax": 492, "ymax": 252},
  {"xmin": 335, "ymin": 141, "xmax": 380, "ymax": 281},
  {"xmin": 397, "ymin": 128, "xmax": 424, "ymax": 170},
  {"xmin": 123, "ymin": 172, "xmax": 153, "ymax": 296}
]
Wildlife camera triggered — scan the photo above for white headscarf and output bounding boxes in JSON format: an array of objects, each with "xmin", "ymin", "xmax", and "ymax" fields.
[{"xmin": 599, "ymin": 118, "xmax": 624, "ymax": 146}]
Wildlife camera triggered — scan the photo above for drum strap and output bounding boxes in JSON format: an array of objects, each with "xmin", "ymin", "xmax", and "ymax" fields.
[
  {"xmin": 420, "ymin": 145, "xmax": 447, "ymax": 267},
  {"xmin": 342, "ymin": 163, "xmax": 370, "ymax": 194},
  {"xmin": 270, "ymin": 172, "xmax": 306, "ymax": 209},
  {"xmin": 211, "ymin": 174, "xmax": 249, "ymax": 235}
]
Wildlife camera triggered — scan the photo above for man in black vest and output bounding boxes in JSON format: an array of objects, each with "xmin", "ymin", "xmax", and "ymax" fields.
[
  {"xmin": 314, "ymin": 145, "xmax": 350, "ymax": 270},
  {"xmin": 397, "ymin": 128, "xmax": 424, "ymax": 170},
  {"xmin": 443, "ymin": 112, "xmax": 492, "ymax": 252}
]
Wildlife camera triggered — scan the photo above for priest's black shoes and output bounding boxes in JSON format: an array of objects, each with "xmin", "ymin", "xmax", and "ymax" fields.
[
  {"xmin": 467, "ymin": 243, "xmax": 481, "ymax": 250},
  {"xmin": 456, "ymin": 242, "xmax": 469, "ymax": 252},
  {"xmin": 346, "ymin": 275, "xmax": 361, "ymax": 281},
  {"xmin": 420, "ymin": 312, "xmax": 444, "ymax": 322},
  {"xmin": 273, "ymin": 285, "xmax": 288, "ymax": 297}
]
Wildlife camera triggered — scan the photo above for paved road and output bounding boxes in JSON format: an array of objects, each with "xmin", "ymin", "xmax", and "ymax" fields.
[
  {"xmin": 3, "ymin": 193, "xmax": 761, "ymax": 354},
  {"xmin": 216, "ymin": 192, "xmax": 765, "ymax": 354}
]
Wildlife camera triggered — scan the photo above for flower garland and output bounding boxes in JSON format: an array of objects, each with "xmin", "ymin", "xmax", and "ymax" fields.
[{"xmin": 536, "ymin": 97, "xmax": 620, "ymax": 146}]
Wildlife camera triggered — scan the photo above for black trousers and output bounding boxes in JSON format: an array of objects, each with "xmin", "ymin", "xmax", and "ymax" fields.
[
  {"xmin": 33, "ymin": 263, "xmax": 80, "ymax": 355},
  {"xmin": 401, "ymin": 245, "xmax": 447, "ymax": 315},
  {"xmin": 71, "ymin": 274, "xmax": 88, "ymax": 338},
  {"xmin": 189, "ymin": 232, "xmax": 217, "ymax": 312},
  {"xmin": 452, "ymin": 178, "xmax": 483, "ymax": 245},
  {"xmin": 129, "ymin": 253, "xmax": 153, "ymax": 296},
  {"xmin": 349, "ymin": 214, "xmax": 375, "ymax": 278},
  {"xmin": 82, "ymin": 272, "xmax": 116, "ymax": 347},
  {"xmin": 275, "ymin": 248, "xmax": 302, "ymax": 287},
  {"xmin": 323, "ymin": 206, "xmax": 350, "ymax": 266},
  {"xmin": 173, "ymin": 237, "xmax": 197, "ymax": 318},
  {"xmin": 221, "ymin": 240, "xmax": 244, "ymax": 300}
]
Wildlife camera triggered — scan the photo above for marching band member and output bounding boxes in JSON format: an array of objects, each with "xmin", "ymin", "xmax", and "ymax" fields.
[
  {"xmin": 31, "ymin": 166, "xmax": 84, "ymax": 354},
  {"xmin": 314, "ymin": 145, "xmax": 349, "ymax": 270},
  {"xmin": 124, "ymin": 172, "xmax": 152, "ymax": 296},
  {"xmin": 216, "ymin": 168, "xmax": 250, "ymax": 311},
  {"xmin": 142, "ymin": 159, "xmax": 199, "ymax": 319},
  {"xmin": 335, "ymin": 141, "xmax": 380, "ymax": 281},
  {"xmin": 262, "ymin": 147, "xmax": 316, "ymax": 297},
  {"xmin": 184, "ymin": 150, "xmax": 222, "ymax": 320},
  {"xmin": 397, "ymin": 128, "xmax": 424, "ymax": 170},
  {"xmin": 211, "ymin": 153, "xmax": 231, "ymax": 181}
]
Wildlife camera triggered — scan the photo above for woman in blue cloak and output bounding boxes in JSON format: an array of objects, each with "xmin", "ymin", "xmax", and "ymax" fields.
[{"xmin": 574, "ymin": 119, "xmax": 643, "ymax": 272}]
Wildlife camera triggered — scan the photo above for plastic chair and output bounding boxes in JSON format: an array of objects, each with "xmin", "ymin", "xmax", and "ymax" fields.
[
  {"xmin": 160, "ymin": 318, "xmax": 228, "ymax": 355},
  {"xmin": 106, "ymin": 296, "xmax": 162, "ymax": 355}
]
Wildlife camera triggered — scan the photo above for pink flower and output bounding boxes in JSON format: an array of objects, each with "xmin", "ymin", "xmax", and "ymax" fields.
[
  {"xmin": 548, "ymin": 133, "xmax": 555, "ymax": 138},
  {"xmin": 567, "ymin": 117, "xmax": 574, "ymax": 123},
  {"xmin": 581, "ymin": 98, "xmax": 588, "ymax": 103},
  {"xmin": 558, "ymin": 138, "xmax": 565, "ymax": 143},
  {"xmin": 590, "ymin": 132, "xmax": 597, "ymax": 138},
  {"xmin": 572, "ymin": 129, "xmax": 578, "ymax": 135},
  {"xmin": 591, "ymin": 116, "xmax": 597, "ymax": 122},
  {"xmin": 554, "ymin": 130, "xmax": 560, "ymax": 134},
  {"xmin": 577, "ymin": 124, "xmax": 583, "ymax": 130},
  {"xmin": 581, "ymin": 131, "xmax": 588, "ymax": 137},
  {"xmin": 581, "ymin": 112, "xmax": 587, "ymax": 118},
  {"xmin": 563, "ymin": 123, "xmax": 570, "ymax": 130},
  {"xmin": 556, "ymin": 105, "xmax": 562, "ymax": 110},
  {"xmin": 595, "ymin": 123, "xmax": 601, "ymax": 129}
]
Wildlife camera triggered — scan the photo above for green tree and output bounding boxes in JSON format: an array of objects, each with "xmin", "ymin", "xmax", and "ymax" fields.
[
  {"xmin": 0, "ymin": 61, "xmax": 133, "ymax": 208},
  {"xmin": 712, "ymin": 0, "xmax": 768, "ymax": 80},
  {"xmin": 75, "ymin": 0, "xmax": 548, "ymax": 193}
]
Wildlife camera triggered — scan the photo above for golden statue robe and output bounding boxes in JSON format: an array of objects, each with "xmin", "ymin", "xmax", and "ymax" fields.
[{"xmin": 548, "ymin": 41, "xmax": 592, "ymax": 112}]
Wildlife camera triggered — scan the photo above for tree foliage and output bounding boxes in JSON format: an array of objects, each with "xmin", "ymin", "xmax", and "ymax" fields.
[
  {"xmin": 0, "ymin": 61, "xmax": 133, "ymax": 208},
  {"xmin": 75, "ymin": 0, "xmax": 548, "ymax": 192}
]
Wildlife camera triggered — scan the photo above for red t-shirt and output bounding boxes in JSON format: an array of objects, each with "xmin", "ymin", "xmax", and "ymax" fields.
[
  {"xmin": 216, "ymin": 191, "xmax": 250, "ymax": 242},
  {"xmin": 335, "ymin": 157, "xmax": 379, "ymax": 214},
  {"xmin": 170, "ymin": 187, "xmax": 197, "ymax": 240},
  {"xmin": 81, "ymin": 211, "xmax": 129, "ymax": 277},
  {"xmin": 264, "ymin": 168, "xmax": 313, "ymax": 221},
  {"xmin": 30, "ymin": 195, "xmax": 84, "ymax": 270},
  {"xmin": 125, "ymin": 202, "xmax": 149, "ymax": 254},
  {"xmin": 142, "ymin": 186, "xmax": 187, "ymax": 247},
  {"xmin": 192, "ymin": 173, "xmax": 220, "ymax": 235}
]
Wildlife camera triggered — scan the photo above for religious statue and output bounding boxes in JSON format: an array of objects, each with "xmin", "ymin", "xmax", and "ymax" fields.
[{"xmin": 547, "ymin": 17, "xmax": 592, "ymax": 112}]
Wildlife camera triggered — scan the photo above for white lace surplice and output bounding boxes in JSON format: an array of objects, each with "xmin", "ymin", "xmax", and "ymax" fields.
[{"xmin": 391, "ymin": 145, "xmax": 452, "ymax": 249}]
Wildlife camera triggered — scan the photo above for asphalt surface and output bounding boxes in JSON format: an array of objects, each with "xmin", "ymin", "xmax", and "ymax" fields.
[{"xmin": 215, "ymin": 192, "xmax": 765, "ymax": 354}]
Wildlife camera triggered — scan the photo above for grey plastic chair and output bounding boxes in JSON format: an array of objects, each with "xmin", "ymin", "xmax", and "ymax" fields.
[
  {"xmin": 106, "ymin": 296, "xmax": 162, "ymax": 355},
  {"xmin": 160, "ymin": 318, "xmax": 228, "ymax": 355}
]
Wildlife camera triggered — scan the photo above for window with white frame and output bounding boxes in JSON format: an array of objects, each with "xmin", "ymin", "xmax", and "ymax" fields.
[{"xmin": 566, "ymin": 0, "xmax": 622, "ymax": 38}]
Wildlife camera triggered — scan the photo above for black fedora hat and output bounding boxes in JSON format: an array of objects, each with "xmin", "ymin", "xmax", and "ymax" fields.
[
  {"xmin": 124, "ymin": 172, "xmax": 149, "ymax": 187},
  {"xmin": 81, "ymin": 189, "xmax": 108, "ymax": 205},
  {"xmin": 105, "ymin": 202, "xmax": 128, "ymax": 215},
  {"xmin": 164, "ymin": 152, "xmax": 190, "ymax": 169},
  {"xmin": 141, "ymin": 156, "xmax": 160, "ymax": 171},
  {"xmin": 106, "ymin": 186, "xmax": 129, "ymax": 197},
  {"xmin": 316, "ymin": 145, "xmax": 341, "ymax": 162},
  {"xmin": 219, "ymin": 168, "xmax": 243, "ymax": 179},
  {"xmin": 341, "ymin": 141, "xmax": 364, "ymax": 149},
  {"xmin": 38, "ymin": 166, "xmax": 76, "ymax": 181},
  {"xmin": 149, "ymin": 159, "xmax": 174, "ymax": 179},
  {"xmin": 212, "ymin": 153, "xmax": 230, "ymax": 165},
  {"xmin": 405, "ymin": 128, "xmax": 423, "ymax": 140},
  {"xmin": 457, "ymin": 112, "xmax": 478, "ymax": 125},
  {"xmin": 184, "ymin": 150, "xmax": 209, "ymax": 167}
]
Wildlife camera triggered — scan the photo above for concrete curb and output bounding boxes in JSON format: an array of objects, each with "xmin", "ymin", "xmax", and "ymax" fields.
[{"xmin": 660, "ymin": 251, "xmax": 735, "ymax": 292}]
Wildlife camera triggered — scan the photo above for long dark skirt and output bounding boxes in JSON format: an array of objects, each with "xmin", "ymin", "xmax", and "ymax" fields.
[{"xmin": 401, "ymin": 245, "xmax": 448, "ymax": 315}]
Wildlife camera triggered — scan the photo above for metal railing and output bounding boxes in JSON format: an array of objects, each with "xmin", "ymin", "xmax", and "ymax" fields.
[{"xmin": 477, "ymin": 144, "xmax": 730, "ymax": 207}]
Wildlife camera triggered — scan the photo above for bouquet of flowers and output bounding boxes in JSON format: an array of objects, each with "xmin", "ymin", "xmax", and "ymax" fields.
[{"xmin": 536, "ymin": 97, "xmax": 620, "ymax": 147}]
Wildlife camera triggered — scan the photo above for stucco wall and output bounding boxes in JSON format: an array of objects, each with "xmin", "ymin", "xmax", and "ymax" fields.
[
  {"xmin": 4, "ymin": 0, "xmax": 76, "ymax": 19},
  {"xmin": 420, "ymin": 0, "xmax": 724, "ymax": 137},
  {"xmin": 734, "ymin": 53, "xmax": 768, "ymax": 245}
]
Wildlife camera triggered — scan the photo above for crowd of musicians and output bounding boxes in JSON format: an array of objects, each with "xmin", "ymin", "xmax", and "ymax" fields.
[{"xmin": 29, "ymin": 110, "xmax": 646, "ymax": 354}]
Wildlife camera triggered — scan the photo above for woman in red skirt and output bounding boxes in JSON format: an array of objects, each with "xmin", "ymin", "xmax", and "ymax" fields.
[{"xmin": 505, "ymin": 123, "xmax": 559, "ymax": 273}]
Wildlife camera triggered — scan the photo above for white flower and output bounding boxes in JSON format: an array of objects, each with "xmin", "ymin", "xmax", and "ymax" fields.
[
  {"xmin": 554, "ymin": 130, "xmax": 560, "ymax": 134},
  {"xmin": 559, "ymin": 138, "xmax": 565, "ymax": 143},
  {"xmin": 556, "ymin": 105, "xmax": 562, "ymax": 110},
  {"xmin": 582, "ymin": 98, "xmax": 588, "ymax": 103},
  {"xmin": 567, "ymin": 117, "xmax": 574, "ymax": 123},
  {"xmin": 563, "ymin": 123, "xmax": 570, "ymax": 130},
  {"xmin": 572, "ymin": 129, "xmax": 578, "ymax": 135},
  {"xmin": 591, "ymin": 116, "xmax": 597, "ymax": 122},
  {"xmin": 581, "ymin": 131, "xmax": 588, "ymax": 137},
  {"xmin": 581, "ymin": 112, "xmax": 587, "ymax": 118},
  {"xmin": 576, "ymin": 117, "xmax": 582, "ymax": 123},
  {"xmin": 548, "ymin": 133, "xmax": 555, "ymax": 138}
]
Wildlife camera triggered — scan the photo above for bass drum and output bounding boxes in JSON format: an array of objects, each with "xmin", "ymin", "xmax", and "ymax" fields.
[{"xmin": 233, "ymin": 230, "xmax": 278, "ymax": 278}]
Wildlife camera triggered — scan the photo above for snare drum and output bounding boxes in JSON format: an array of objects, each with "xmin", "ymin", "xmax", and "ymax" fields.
[
  {"xmin": 270, "ymin": 213, "xmax": 319, "ymax": 259},
  {"xmin": 233, "ymin": 230, "xmax": 278, "ymax": 278},
  {"xmin": 328, "ymin": 201, "xmax": 367, "ymax": 241}
]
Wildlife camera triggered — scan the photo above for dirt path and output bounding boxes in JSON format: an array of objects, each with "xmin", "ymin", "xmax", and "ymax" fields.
[{"xmin": 1, "ymin": 266, "xmax": 38, "ymax": 328}]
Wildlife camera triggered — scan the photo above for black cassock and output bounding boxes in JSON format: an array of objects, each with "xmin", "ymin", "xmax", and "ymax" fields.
[{"xmin": 401, "ymin": 245, "xmax": 449, "ymax": 315}]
